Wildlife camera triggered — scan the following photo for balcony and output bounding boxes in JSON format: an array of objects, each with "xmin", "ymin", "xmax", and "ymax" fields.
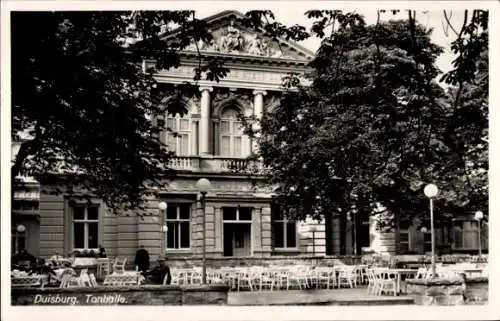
[{"xmin": 168, "ymin": 156, "xmax": 259, "ymax": 174}]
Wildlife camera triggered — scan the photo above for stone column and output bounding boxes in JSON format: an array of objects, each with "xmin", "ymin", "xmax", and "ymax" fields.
[
  {"xmin": 251, "ymin": 207, "xmax": 263, "ymax": 256},
  {"xmin": 260, "ymin": 206, "xmax": 272, "ymax": 256},
  {"xmin": 214, "ymin": 207, "xmax": 223, "ymax": 256},
  {"xmin": 252, "ymin": 90, "xmax": 267, "ymax": 153},
  {"xmin": 199, "ymin": 86, "xmax": 213, "ymax": 156}
]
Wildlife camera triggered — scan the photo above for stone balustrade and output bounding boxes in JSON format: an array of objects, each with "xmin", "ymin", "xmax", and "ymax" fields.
[{"xmin": 168, "ymin": 156, "xmax": 253, "ymax": 174}]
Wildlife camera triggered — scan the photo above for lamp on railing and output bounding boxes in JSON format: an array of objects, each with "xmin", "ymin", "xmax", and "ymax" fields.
[
  {"xmin": 423, "ymin": 183, "xmax": 439, "ymax": 278},
  {"xmin": 474, "ymin": 211, "xmax": 484, "ymax": 258},
  {"xmin": 159, "ymin": 201, "xmax": 168, "ymax": 257},
  {"xmin": 16, "ymin": 224, "xmax": 26, "ymax": 233},
  {"xmin": 196, "ymin": 178, "xmax": 211, "ymax": 284}
]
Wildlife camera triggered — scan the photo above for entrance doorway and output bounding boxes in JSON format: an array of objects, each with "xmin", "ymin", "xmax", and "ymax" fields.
[
  {"xmin": 355, "ymin": 210, "xmax": 371, "ymax": 254},
  {"xmin": 222, "ymin": 207, "xmax": 252, "ymax": 257},
  {"xmin": 223, "ymin": 223, "xmax": 251, "ymax": 256}
]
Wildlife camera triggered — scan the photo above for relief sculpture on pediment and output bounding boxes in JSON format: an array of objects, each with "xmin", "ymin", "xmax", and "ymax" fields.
[
  {"xmin": 219, "ymin": 22, "xmax": 245, "ymax": 53},
  {"xmin": 184, "ymin": 21, "xmax": 288, "ymax": 58}
]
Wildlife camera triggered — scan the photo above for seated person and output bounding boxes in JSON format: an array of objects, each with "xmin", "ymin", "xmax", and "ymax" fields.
[
  {"xmin": 142, "ymin": 260, "xmax": 172, "ymax": 285},
  {"xmin": 12, "ymin": 249, "xmax": 37, "ymax": 271}
]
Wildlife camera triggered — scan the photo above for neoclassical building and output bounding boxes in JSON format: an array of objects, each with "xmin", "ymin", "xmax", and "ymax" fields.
[{"xmin": 16, "ymin": 10, "xmax": 487, "ymax": 264}]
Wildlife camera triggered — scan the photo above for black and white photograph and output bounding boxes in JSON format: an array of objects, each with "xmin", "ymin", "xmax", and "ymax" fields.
[{"xmin": 1, "ymin": 1, "xmax": 498, "ymax": 320}]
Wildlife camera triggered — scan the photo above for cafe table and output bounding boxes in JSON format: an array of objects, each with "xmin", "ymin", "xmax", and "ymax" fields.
[{"xmin": 377, "ymin": 268, "xmax": 419, "ymax": 294}]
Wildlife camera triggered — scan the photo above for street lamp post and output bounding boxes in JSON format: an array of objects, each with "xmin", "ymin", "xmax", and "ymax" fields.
[
  {"xmin": 474, "ymin": 211, "xmax": 484, "ymax": 259},
  {"xmin": 159, "ymin": 201, "xmax": 168, "ymax": 258},
  {"xmin": 309, "ymin": 225, "xmax": 317, "ymax": 256},
  {"xmin": 196, "ymin": 178, "xmax": 211, "ymax": 285},
  {"xmin": 424, "ymin": 183, "xmax": 439, "ymax": 279}
]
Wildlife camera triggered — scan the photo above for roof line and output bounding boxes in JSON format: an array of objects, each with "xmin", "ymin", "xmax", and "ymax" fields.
[{"xmin": 159, "ymin": 9, "xmax": 315, "ymax": 59}]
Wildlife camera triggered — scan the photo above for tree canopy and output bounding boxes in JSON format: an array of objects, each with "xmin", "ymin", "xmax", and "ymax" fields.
[
  {"xmin": 248, "ymin": 10, "xmax": 488, "ymax": 229},
  {"xmin": 10, "ymin": 10, "xmax": 306, "ymax": 213}
]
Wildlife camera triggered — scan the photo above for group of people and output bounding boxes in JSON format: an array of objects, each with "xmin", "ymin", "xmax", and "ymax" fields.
[
  {"xmin": 12, "ymin": 245, "xmax": 171, "ymax": 285},
  {"xmin": 135, "ymin": 245, "xmax": 171, "ymax": 285}
]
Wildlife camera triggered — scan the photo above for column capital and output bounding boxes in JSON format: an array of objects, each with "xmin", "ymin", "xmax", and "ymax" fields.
[
  {"xmin": 199, "ymin": 86, "xmax": 213, "ymax": 93},
  {"xmin": 253, "ymin": 90, "xmax": 267, "ymax": 96}
]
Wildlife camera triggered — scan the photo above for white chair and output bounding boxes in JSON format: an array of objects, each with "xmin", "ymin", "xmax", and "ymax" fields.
[
  {"xmin": 286, "ymin": 270, "xmax": 308, "ymax": 290},
  {"xmin": 337, "ymin": 267, "xmax": 357, "ymax": 288},
  {"xmin": 60, "ymin": 271, "xmax": 82, "ymax": 288},
  {"xmin": 79, "ymin": 269, "xmax": 93, "ymax": 287},
  {"xmin": 237, "ymin": 271, "xmax": 255, "ymax": 291},
  {"xmin": 191, "ymin": 270, "xmax": 203, "ymax": 285},
  {"xmin": 373, "ymin": 269, "xmax": 397, "ymax": 296},
  {"xmin": 315, "ymin": 269, "xmax": 336, "ymax": 289},
  {"xmin": 112, "ymin": 258, "xmax": 127, "ymax": 274},
  {"xmin": 366, "ymin": 269, "xmax": 378, "ymax": 294},
  {"xmin": 259, "ymin": 271, "xmax": 275, "ymax": 291},
  {"xmin": 96, "ymin": 258, "xmax": 110, "ymax": 279}
]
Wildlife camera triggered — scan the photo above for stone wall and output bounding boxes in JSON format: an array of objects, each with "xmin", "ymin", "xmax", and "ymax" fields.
[
  {"xmin": 12, "ymin": 285, "xmax": 230, "ymax": 306},
  {"xmin": 406, "ymin": 278, "xmax": 465, "ymax": 305},
  {"xmin": 406, "ymin": 277, "xmax": 489, "ymax": 306},
  {"xmin": 463, "ymin": 277, "xmax": 488, "ymax": 304}
]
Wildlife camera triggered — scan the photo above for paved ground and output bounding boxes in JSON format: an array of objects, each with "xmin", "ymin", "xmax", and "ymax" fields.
[{"xmin": 228, "ymin": 287, "xmax": 414, "ymax": 306}]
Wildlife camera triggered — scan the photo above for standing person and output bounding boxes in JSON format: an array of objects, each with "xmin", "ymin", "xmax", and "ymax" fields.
[{"xmin": 134, "ymin": 245, "xmax": 150, "ymax": 273}]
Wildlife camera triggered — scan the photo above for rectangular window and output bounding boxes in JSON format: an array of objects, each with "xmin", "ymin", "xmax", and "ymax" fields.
[
  {"xmin": 219, "ymin": 118, "xmax": 243, "ymax": 157},
  {"xmin": 11, "ymin": 229, "xmax": 26, "ymax": 254},
  {"xmin": 453, "ymin": 220, "xmax": 484, "ymax": 250},
  {"xmin": 166, "ymin": 117, "xmax": 191, "ymax": 156},
  {"xmin": 399, "ymin": 230, "xmax": 409, "ymax": 253},
  {"xmin": 271, "ymin": 205, "xmax": 297, "ymax": 249},
  {"xmin": 72, "ymin": 205, "xmax": 100, "ymax": 250},
  {"xmin": 222, "ymin": 207, "xmax": 252, "ymax": 221},
  {"xmin": 221, "ymin": 136, "xmax": 230, "ymax": 156},
  {"xmin": 233, "ymin": 136, "xmax": 242, "ymax": 157},
  {"xmin": 166, "ymin": 203, "xmax": 191, "ymax": 249},
  {"xmin": 220, "ymin": 121, "xmax": 230, "ymax": 133}
]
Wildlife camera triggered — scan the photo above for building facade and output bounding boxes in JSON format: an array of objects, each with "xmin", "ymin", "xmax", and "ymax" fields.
[{"xmin": 14, "ymin": 11, "xmax": 487, "ymax": 264}]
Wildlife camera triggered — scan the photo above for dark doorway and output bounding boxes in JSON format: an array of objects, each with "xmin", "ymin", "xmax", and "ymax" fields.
[
  {"xmin": 223, "ymin": 223, "xmax": 251, "ymax": 257},
  {"xmin": 355, "ymin": 211, "xmax": 371, "ymax": 254}
]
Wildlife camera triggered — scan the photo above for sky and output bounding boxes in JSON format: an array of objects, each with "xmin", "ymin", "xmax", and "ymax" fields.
[{"xmin": 196, "ymin": 6, "xmax": 466, "ymax": 77}]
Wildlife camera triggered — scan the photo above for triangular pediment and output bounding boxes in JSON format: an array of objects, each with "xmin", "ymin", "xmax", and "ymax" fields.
[{"xmin": 162, "ymin": 10, "xmax": 314, "ymax": 61}]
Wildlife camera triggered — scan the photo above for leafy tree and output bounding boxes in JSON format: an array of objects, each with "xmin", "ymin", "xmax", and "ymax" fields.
[
  {"xmin": 11, "ymin": 10, "xmax": 307, "ymax": 213},
  {"xmin": 439, "ymin": 10, "xmax": 488, "ymax": 217},
  {"xmin": 248, "ymin": 9, "xmax": 488, "ymax": 240}
]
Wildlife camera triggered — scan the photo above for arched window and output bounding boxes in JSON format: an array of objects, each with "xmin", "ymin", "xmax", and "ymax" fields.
[
  {"xmin": 220, "ymin": 108, "xmax": 243, "ymax": 157},
  {"xmin": 166, "ymin": 114, "xmax": 191, "ymax": 156}
]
